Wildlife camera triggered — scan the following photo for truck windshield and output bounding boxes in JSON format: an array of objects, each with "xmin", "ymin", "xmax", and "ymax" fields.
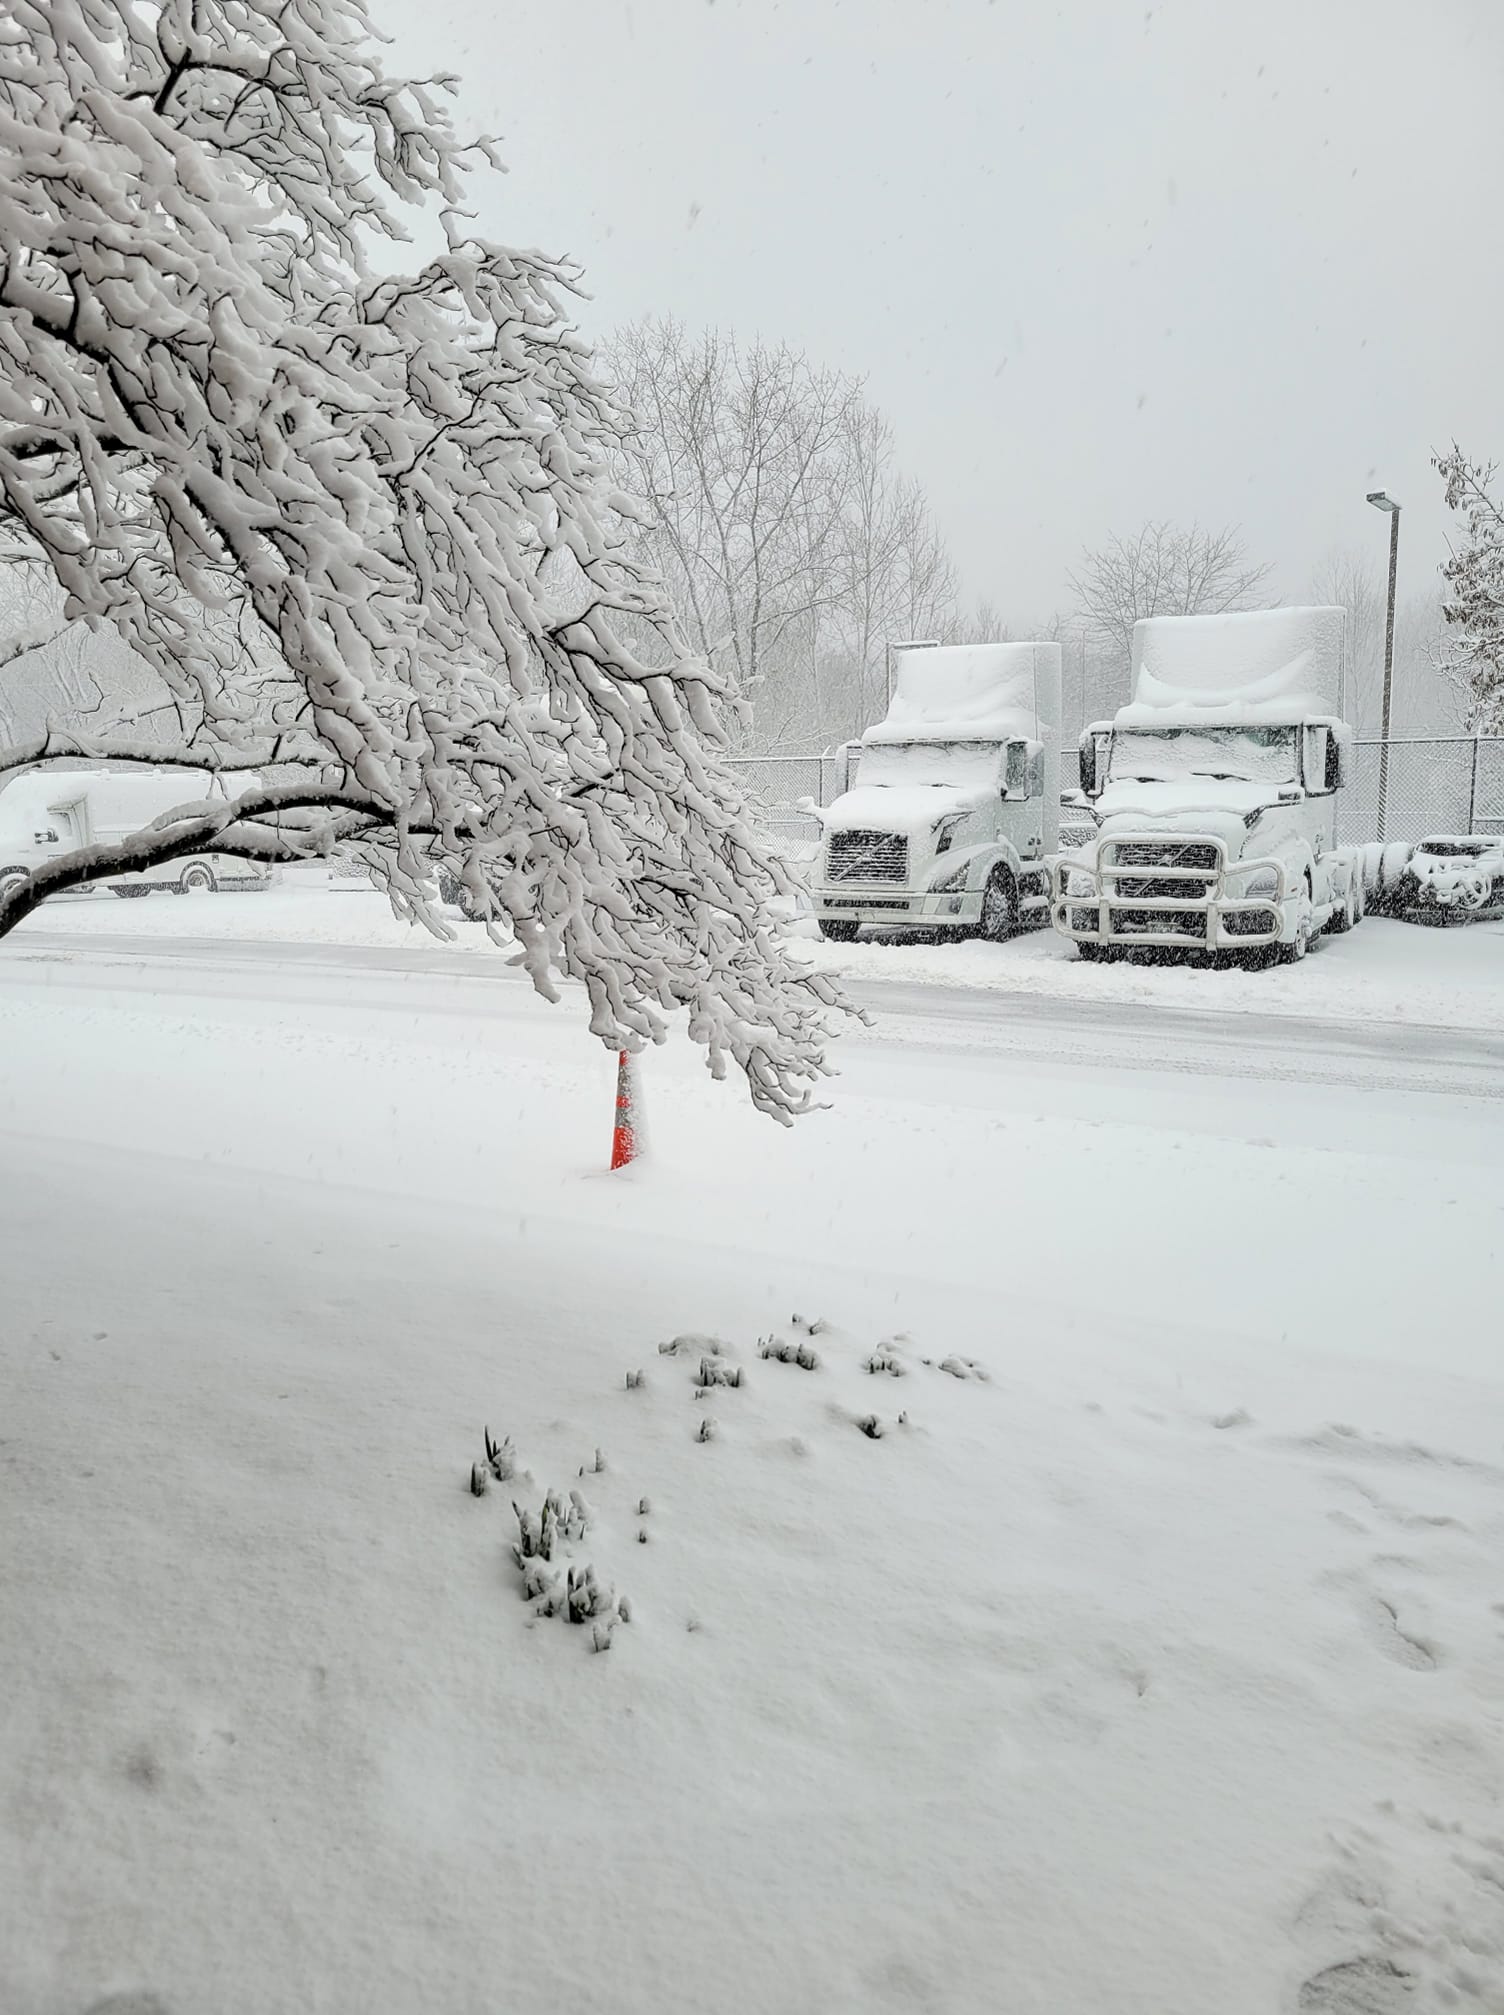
[
  {"xmin": 858, "ymin": 742, "xmax": 1002, "ymax": 789},
  {"xmin": 1107, "ymin": 726, "xmax": 1298, "ymax": 786}
]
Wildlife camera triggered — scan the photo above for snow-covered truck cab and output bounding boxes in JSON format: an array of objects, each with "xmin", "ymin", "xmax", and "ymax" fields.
[
  {"xmin": 815, "ymin": 641, "xmax": 1062, "ymax": 942},
  {"xmin": 1052, "ymin": 607, "xmax": 1362, "ymax": 962}
]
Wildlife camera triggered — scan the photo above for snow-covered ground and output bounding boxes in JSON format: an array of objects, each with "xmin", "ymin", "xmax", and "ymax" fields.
[
  {"xmin": 803, "ymin": 914, "xmax": 1504, "ymax": 1035},
  {"xmin": 3, "ymin": 932, "xmax": 1503, "ymax": 2014}
]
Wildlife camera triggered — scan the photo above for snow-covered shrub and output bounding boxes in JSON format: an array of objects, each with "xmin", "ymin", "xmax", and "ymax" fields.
[
  {"xmin": 696, "ymin": 1357, "xmax": 744, "ymax": 1390},
  {"xmin": 506, "ymin": 1489, "xmax": 627, "ymax": 1647},
  {"xmin": 511, "ymin": 1490, "xmax": 589, "ymax": 1567},
  {"xmin": 0, "ymin": 0, "xmax": 848, "ymax": 1119},
  {"xmin": 759, "ymin": 1337, "xmax": 821, "ymax": 1371},
  {"xmin": 938, "ymin": 1356, "xmax": 990, "ymax": 1383},
  {"xmin": 659, "ymin": 1333, "xmax": 736, "ymax": 1359},
  {"xmin": 864, "ymin": 1343, "xmax": 907, "ymax": 1377},
  {"xmin": 1435, "ymin": 445, "xmax": 1504, "ymax": 732},
  {"xmin": 484, "ymin": 1429, "xmax": 518, "ymax": 1485}
]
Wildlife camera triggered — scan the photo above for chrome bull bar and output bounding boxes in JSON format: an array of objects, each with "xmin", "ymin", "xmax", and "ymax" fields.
[{"xmin": 1051, "ymin": 834, "xmax": 1289, "ymax": 949}]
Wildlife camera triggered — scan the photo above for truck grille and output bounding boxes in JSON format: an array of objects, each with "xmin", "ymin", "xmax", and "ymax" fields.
[
  {"xmin": 1115, "ymin": 876, "xmax": 1192, "ymax": 900},
  {"xmin": 1110, "ymin": 841, "xmax": 1219, "ymax": 873},
  {"xmin": 826, "ymin": 830, "xmax": 908, "ymax": 884}
]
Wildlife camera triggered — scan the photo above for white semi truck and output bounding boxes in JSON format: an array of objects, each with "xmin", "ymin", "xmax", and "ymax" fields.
[
  {"xmin": 813, "ymin": 641, "xmax": 1062, "ymax": 942},
  {"xmin": 1051, "ymin": 606, "xmax": 1363, "ymax": 962},
  {"xmin": 0, "ymin": 768, "xmax": 275, "ymax": 902}
]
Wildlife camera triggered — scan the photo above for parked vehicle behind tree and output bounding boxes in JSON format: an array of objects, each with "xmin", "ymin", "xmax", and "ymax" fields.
[{"xmin": 0, "ymin": 770, "xmax": 276, "ymax": 903}]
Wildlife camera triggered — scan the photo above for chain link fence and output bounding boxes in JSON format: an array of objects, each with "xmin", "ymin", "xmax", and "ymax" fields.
[
  {"xmin": 1338, "ymin": 738, "xmax": 1504, "ymax": 843},
  {"xmin": 726, "ymin": 738, "xmax": 1504, "ymax": 854},
  {"xmin": 721, "ymin": 755, "xmax": 838, "ymax": 860}
]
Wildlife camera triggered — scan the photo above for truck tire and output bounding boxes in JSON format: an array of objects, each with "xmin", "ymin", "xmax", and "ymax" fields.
[
  {"xmin": 177, "ymin": 863, "xmax": 217, "ymax": 895},
  {"xmin": 818, "ymin": 919, "xmax": 859, "ymax": 943},
  {"xmin": 111, "ymin": 884, "xmax": 151, "ymax": 898},
  {"xmin": 0, "ymin": 867, "xmax": 29, "ymax": 901},
  {"xmin": 979, "ymin": 869, "xmax": 1019, "ymax": 942},
  {"xmin": 1325, "ymin": 871, "xmax": 1358, "ymax": 935}
]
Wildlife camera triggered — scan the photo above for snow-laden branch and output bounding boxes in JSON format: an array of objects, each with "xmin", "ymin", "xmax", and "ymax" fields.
[
  {"xmin": 0, "ymin": 0, "xmax": 847, "ymax": 1117},
  {"xmin": 1434, "ymin": 444, "xmax": 1504, "ymax": 735}
]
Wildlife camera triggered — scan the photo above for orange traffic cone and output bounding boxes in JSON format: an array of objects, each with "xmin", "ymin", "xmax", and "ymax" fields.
[{"xmin": 610, "ymin": 1049, "xmax": 641, "ymax": 1170}]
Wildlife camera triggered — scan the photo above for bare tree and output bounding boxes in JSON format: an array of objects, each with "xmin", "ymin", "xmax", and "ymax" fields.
[
  {"xmin": 1307, "ymin": 549, "xmax": 1385, "ymax": 735},
  {"xmin": 601, "ymin": 320, "xmax": 861, "ymax": 753},
  {"xmin": 1434, "ymin": 445, "xmax": 1504, "ymax": 734},
  {"xmin": 1069, "ymin": 522, "xmax": 1275, "ymax": 699},
  {"xmin": 602, "ymin": 319, "xmax": 973, "ymax": 753},
  {"xmin": 1309, "ymin": 549, "xmax": 1455, "ymax": 736},
  {"xmin": 0, "ymin": 0, "xmax": 845, "ymax": 1119}
]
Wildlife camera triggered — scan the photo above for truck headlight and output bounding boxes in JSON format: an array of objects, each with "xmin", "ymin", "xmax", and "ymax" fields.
[
  {"xmin": 1240, "ymin": 866, "xmax": 1280, "ymax": 901},
  {"xmin": 933, "ymin": 863, "xmax": 970, "ymax": 893},
  {"xmin": 1065, "ymin": 866, "xmax": 1096, "ymax": 898}
]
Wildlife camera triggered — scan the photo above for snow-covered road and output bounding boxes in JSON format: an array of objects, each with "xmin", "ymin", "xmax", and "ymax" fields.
[
  {"xmin": 9, "ymin": 923, "xmax": 1504, "ymax": 1103},
  {"xmin": 3, "ymin": 920, "xmax": 1503, "ymax": 2015}
]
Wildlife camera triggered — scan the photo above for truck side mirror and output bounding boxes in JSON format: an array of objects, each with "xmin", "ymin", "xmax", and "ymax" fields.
[
  {"xmin": 1004, "ymin": 740, "xmax": 1030, "ymax": 797},
  {"xmin": 1078, "ymin": 728, "xmax": 1107, "ymax": 798},
  {"xmin": 1327, "ymin": 725, "xmax": 1350, "ymax": 791}
]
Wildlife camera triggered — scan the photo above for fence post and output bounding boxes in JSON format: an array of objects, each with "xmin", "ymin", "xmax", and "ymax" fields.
[{"xmin": 1468, "ymin": 734, "xmax": 1481, "ymax": 834}]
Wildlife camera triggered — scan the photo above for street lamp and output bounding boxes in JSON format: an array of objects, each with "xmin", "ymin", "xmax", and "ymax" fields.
[{"xmin": 1366, "ymin": 490, "xmax": 1401, "ymax": 842}]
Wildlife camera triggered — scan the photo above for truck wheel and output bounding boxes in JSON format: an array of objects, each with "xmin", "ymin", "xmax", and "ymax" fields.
[
  {"xmin": 818, "ymin": 919, "xmax": 859, "ymax": 943},
  {"xmin": 1325, "ymin": 873, "xmax": 1358, "ymax": 935},
  {"xmin": 0, "ymin": 867, "xmax": 29, "ymax": 901},
  {"xmin": 111, "ymin": 884, "xmax": 151, "ymax": 898},
  {"xmin": 1076, "ymin": 941, "xmax": 1109, "ymax": 962},
  {"xmin": 177, "ymin": 863, "xmax": 217, "ymax": 895},
  {"xmin": 1278, "ymin": 915, "xmax": 1311, "ymax": 963},
  {"xmin": 979, "ymin": 870, "xmax": 1019, "ymax": 942}
]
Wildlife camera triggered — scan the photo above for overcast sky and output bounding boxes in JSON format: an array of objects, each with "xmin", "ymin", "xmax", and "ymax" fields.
[{"xmin": 383, "ymin": 0, "xmax": 1504, "ymax": 630}]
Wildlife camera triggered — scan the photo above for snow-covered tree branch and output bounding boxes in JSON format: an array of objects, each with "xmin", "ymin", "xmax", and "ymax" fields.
[
  {"xmin": 1434, "ymin": 444, "xmax": 1504, "ymax": 735},
  {"xmin": 0, "ymin": 0, "xmax": 847, "ymax": 1118}
]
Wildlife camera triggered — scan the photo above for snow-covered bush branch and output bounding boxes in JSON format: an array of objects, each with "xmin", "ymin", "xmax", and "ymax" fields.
[
  {"xmin": 0, "ymin": 0, "xmax": 846, "ymax": 1116},
  {"xmin": 1434, "ymin": 444, "xmax": 1504, "ymax": 734}
]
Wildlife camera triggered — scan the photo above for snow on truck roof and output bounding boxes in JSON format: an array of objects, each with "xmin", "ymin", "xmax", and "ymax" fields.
[
  {"xmin": 863, "ymin": 641, "xmax": 1062, "ymax": 747},
  {"xmin": 1118, "ymin": 606, "xmax": 1347, "ymax": 726}
]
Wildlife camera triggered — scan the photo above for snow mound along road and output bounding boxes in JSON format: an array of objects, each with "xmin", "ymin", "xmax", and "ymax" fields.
[{"xmin": 801, "ymin": 914, "xmax": 1504, "ymax": 1034}]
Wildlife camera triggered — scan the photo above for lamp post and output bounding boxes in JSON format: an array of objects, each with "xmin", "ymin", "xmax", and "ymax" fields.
[{"xmin": 1366, "ymin": 490, "xmax": 1401, "ymax": 842}]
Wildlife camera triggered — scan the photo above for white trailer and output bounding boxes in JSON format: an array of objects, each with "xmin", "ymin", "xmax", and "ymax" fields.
[
  {"xmin": 813, "ymin": 641, "xmax": 1062, "ymax": 941},
  {"xmin": 0, "ymin": 768, "xmax": 276, "ymax": 902},
  {"xmin": 1052, "ymin": 606, "xmax": 1362, "ymax": 962}
]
